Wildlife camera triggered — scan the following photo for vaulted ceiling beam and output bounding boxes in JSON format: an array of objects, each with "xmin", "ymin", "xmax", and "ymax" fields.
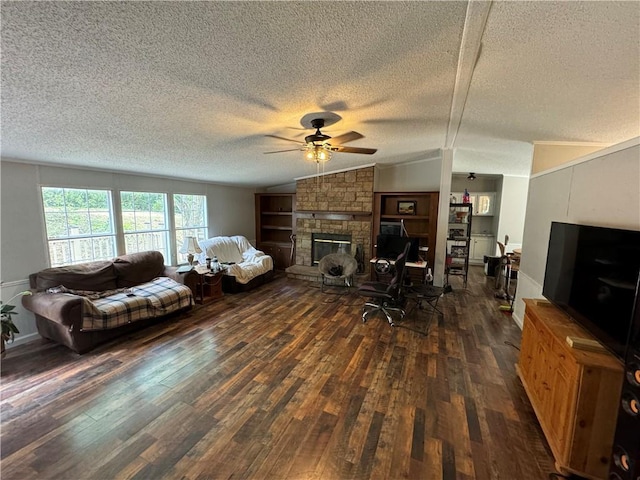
[{"xmin": 445, "ymin": 0, "xmax": 493, "ymax": 149}]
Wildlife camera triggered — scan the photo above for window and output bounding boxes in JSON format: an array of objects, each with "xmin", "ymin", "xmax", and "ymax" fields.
[
  {"xmin": 41, "ymin": 187, "xmax": 116, "ymax": 267},
  {"xmin": 174, "ymin": 194, "xmax": 208, "ymax": 263},
  {"xmin": 120, "ymin": 191, "xmax": 170, "ymax": 260},
  {"xmin": 41, "ymin": 188, "xmax": 208, "ymax": 267}
]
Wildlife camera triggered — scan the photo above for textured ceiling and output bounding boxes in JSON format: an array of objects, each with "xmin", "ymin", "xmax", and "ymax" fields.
[{"xmin": 2, "ymin": 1, "xmax": 638, "ymax": 187}]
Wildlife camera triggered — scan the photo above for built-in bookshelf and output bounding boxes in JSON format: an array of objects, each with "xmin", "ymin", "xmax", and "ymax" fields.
[
  {"xmin": 372, "ymin": 192, "xmax": 439, "ymax": 270},
  {"xmin": 254, "ymin": 193, "xmax": 296, "ymax": 270}
]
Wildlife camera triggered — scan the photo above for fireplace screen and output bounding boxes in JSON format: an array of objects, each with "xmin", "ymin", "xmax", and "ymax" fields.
[{"xmin": 312, "ymin": 233, "xmax": 352, "ymax": 265}]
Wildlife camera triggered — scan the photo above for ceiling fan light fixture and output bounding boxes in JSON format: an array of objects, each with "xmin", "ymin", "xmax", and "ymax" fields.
[
  {"xmin": 467, "ymin": 172, "xmax": 476, "ymax": 180},
  {"xmin": 304, "ymin": 143, "xmax": 332, "ymax": 163}
]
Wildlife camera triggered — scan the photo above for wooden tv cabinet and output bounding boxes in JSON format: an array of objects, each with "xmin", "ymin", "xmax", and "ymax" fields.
[{"xmin": 517, "ymin": 299, "xmax": 624, "ymax": 480}]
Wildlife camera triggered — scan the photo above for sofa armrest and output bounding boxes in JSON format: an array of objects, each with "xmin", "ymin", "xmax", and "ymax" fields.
[
  {"xmin": 242, "ymin": 247, "xmax": 266, "ymax": 263},
  {"xmin": 22, "ymin": 292, "xmax": 84, "ymax": 329},
  {"xmin": 163, "ymin": 267, "xmax": 198, "ymax": 295}
]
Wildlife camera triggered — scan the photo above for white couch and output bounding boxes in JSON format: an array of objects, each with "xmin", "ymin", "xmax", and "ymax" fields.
[{"xmin": 197, "ymin": 235, "xmax": 274, "ymax": 292}]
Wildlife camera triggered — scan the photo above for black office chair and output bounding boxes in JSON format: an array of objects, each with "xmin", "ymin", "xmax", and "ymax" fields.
[{"xmin": 358, "ymin": 242, "xmax": 411, "ymax": 326}]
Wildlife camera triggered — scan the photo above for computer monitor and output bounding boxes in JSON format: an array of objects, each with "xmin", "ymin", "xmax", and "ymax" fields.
[
  {"xmin": 380, "ymin": 221, "xmax": 402, "ymax": 236},
  {"xmin": 376, "ymin": 234, "xmax": 420, "ymax": 262}
]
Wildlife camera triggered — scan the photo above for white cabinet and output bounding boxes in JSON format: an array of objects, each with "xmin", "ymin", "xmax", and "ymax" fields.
[
  {"xmin": 469, "ymin": 235, "xmax": 495, "ymax": 264},
  {"xmin": 450, "ymin": 192, "xmax": 496, "ymax": 216},
  {"xmin": 473, "ymin": 193, "xmax": 495, "ymax": 216}
]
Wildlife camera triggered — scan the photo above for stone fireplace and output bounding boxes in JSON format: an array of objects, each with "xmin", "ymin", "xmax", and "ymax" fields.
[
  {"xmin": 311, "ymin": 233, "xmax": 352, "ymax": 265},
  {"xmin": 291, "ymin": 166, "xmax": 374, "ymax": 277}
]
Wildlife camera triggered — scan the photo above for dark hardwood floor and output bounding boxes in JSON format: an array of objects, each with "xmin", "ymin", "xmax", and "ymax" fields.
[{"xmin": 1, "ymin": 266, "xmax": 555, "ymax": 479}]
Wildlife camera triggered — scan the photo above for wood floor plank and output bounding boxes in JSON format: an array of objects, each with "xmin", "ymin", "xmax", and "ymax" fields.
[{"xmin": 0, "ymin": 267, "xmax": 556, "ymax": 479}]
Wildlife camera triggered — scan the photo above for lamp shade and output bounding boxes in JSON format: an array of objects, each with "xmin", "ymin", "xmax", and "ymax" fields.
[{"xmin": 179, "ymin": 236, "xmax": 202, "ymax": 255}]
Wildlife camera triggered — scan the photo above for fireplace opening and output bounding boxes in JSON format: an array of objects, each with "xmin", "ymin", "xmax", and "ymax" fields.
[{"xmin": 312, "ymin": 233, "xmax": 352, "ymax": 265}]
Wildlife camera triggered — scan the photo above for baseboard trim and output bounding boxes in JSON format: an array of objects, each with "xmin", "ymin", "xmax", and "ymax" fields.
[{"xmin": 5, "ymin": 332, "xmax": 40, "ymax": 348}]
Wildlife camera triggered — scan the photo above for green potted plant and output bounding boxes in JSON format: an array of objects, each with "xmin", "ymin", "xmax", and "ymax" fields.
[{"xmin": 1, "ymin": 290, "xmax": 32, "ymax": 358}]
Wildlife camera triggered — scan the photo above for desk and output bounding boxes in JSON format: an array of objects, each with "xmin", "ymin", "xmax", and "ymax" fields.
[
  {"xmin": 370, "ymin": 258, "xmax": 427, "ymax": 269},
  {"xmin": 369, "ymin": 258, "xmax": 428, "ymax": 282}
]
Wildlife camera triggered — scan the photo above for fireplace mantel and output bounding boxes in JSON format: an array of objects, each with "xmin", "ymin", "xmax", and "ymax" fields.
[{"xmin": 296, "ymin": 210, "xmax": 372, "ymax": 221}]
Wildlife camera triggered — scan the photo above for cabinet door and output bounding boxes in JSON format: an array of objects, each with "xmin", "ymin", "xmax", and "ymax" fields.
[
  {"xmin": 258, "ymin": 243, "xmax": 276, "ymax": 262},
  {"xmin": 476, "ymin": 237, "xmax": 495, "ymax": 260},
  {"xmin": 474, "ymin": 193, "xmax": 495, "ymax": 216},
  {"xmin": 469, "ymin": 238, "xmax": 480, "ymax": 261},
  {"xmin": 274, "ymin": 246, "xmax": 292, "ymax": 270},
  {"xmin": 546, "ymin": 351, "xmax": 576, "ymax": 461},
  {"xmin": 518, "ymin": 313, "xmax": 538, "ymax": 381},
  {"xmin": 469, "ymin": 238, "xmax": 477, "ymax": 260},
  {"xmin": 259, "ymin": 244, "xmax": 292, "ymax": 270},
  {"xmin": 468, "ymin": 237, "xmax": 490, "ymax": 262},
  {"xmin": 529, "ymin": 320, "xmax": 553, "ymax": 409}
]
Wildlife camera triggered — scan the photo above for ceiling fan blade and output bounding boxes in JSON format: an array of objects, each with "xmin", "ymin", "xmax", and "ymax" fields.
[
  {"xmin": 329, "ymin": 131, "xmax": 364, "ymax": 145},
  {"xmin": 264, "ymin": 148, "xmax": 301, "ymax": 154},
  {"xmin": 265, "ymin": 134, "xmax": 302, "ymax": 144},
  {"xmin": 334, "ymin": 146, "xmax": 377, "ymax": 155}
]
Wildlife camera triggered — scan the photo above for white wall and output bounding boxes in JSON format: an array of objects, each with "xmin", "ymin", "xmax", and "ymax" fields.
[
  {"xmin": 0, "ymin": 159, "xmax": 256, "ymax": 346},
  {"xmin": 435, "ymin": 150, "xmax": 454, "ymax": 286},
  {"xmin": 513, "ymin": 138, "xmax": 640, "ymax": 328},
  {"xmin": 374, "ymin": 156, "xmax": 442, "ymax": 192},
  {"xmin": 496, "ymin": 175, "xmax": 529, "ymax": 254},
  {"xmin": 450, "ymin": 174, "xmax": 498, "ymax": 194}
]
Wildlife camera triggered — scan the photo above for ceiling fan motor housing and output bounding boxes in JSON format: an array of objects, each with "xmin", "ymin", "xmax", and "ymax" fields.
[{"xmin": 305, "ymin": 118, "xmax": 332, "ymax": 144}]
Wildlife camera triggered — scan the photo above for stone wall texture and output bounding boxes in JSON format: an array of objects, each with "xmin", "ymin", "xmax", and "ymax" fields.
[
  {"xmin": 295, "ymin": 167, "xmax": 374, "ymax": 270},
  {"xmin": 296, "ymin": 167, "xmax": 374, "ymax": 212}
]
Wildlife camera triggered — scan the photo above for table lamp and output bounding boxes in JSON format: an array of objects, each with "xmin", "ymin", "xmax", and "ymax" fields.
[{"xmin": 179, "ymin": 236, "xmax": 202, "ymax": 265}]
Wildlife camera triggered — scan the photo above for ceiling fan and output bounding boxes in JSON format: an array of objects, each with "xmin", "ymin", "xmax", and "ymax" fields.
[{"xmin": 264, "ymin": 112, "xmax": 377, "ymax": 162}]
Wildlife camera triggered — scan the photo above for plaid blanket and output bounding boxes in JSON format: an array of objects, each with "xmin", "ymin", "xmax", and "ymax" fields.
[{"xmin": 80, "ymin": 277, "xmax": 193, "ymax": 331}]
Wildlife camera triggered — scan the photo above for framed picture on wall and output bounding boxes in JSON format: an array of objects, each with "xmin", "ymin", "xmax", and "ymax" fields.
[{"xmin": 397, "ymin": 201, "xmax": 417, "ymax": 215}]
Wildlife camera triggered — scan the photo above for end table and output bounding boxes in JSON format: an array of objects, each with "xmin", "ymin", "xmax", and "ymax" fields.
[{"xmin": 193, "ymin": 266, "xmax": 224, "ymax": 304}]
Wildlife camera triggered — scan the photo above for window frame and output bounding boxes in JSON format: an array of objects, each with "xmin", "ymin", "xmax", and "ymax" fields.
[
  {"xmin": 40, "ymin": 186, "xmax": 117, "ymax": 267},
  {"xmin": 40, "ymin": 186, "xmax": 210, "ymax": 268},
  {"xmin": 173, "ymin": 193, "xmax": 208, "ymax": 265},
  {"xmin": 119, "ymin": 191, "xmax": 171, "ymax": 261}
]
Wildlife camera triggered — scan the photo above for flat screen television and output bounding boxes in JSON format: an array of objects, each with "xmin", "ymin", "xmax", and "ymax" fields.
[
  {"xmin": 376, "ymin": 234, "xmax": 420, "ymax": 262},
  {"xmin": 542, "ymin": 222, "xmax": 640, "ymax": 360}
]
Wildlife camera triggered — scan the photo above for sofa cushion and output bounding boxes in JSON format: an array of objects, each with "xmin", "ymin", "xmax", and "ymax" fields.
[
  {"xmin": 80, "ymin": 277, "xmax": 193, "ymax": 331},
  {"xmin": 35, "ymin": 261, "xmax": 117, "ymax": 292},
  {"xmin": 113, "ymin": 251, "xmax": 165, "ymax": 287},
  {"xmin": 225, "ymin": 256, "xmax": 273, "ymax": 284}
]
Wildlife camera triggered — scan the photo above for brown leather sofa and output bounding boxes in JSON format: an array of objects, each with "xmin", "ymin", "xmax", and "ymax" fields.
[{"xmin": 22, "ymin": 251, "xmax": 198, "ymax": 354}]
